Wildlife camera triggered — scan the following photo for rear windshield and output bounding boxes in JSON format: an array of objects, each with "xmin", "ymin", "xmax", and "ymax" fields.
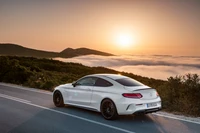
[{"xmin": 115, "ymin": 78, "xmax": 144, "ymax": 86}]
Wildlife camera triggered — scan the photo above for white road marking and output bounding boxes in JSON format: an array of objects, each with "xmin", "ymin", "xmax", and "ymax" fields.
[
  {"xmin": 0, "ymin": 83, "xmax": 52, "ymax": 95},
  {"xmin": 0, "ymin": 93, "xmax": 31, "ymax": 103},
  {"xmin": 152, "ymin": 113, "xmax": 200, "ymax": 125},
  {"xmin": 0, "ymin": 93, "xmax": 135, "ymax": 133}
]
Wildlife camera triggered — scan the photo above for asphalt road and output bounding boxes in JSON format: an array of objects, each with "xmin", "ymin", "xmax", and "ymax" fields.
[{"xmin": 0, "ymin": 83, "xmax": 199, "ymax": 133}]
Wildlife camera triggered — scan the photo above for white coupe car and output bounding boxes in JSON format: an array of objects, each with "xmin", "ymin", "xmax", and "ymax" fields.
[{"xmin": 53, "ymin": 74, "xmax": 161, "ymax": 120}]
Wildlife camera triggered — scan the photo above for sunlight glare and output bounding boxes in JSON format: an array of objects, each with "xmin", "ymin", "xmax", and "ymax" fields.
[{"xmin": 115, "ymin": 33, "xmax": 134, "ymax": 48}]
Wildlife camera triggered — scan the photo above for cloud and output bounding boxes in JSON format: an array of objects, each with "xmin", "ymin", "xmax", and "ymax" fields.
[{"xmin": 54, "ymin": 55, "xmax": 200, "ymax": 80}]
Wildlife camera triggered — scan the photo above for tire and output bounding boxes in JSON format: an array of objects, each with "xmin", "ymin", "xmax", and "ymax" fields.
[
  {"xmin": 53, "ymin": 91, "xmax": 64, "ymax": 107},
  {"xmin": 100, "ymin": 99, "xmax": 118, "ymax": 120}
]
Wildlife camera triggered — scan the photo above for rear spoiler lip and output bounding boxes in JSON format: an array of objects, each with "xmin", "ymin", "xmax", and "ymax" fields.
[
  {"xmin": 123, "ymin": 86, "xmax": 154, "ymax": 92},
  {"xmin": 134, "ymin": 88, "xmax": 155, "ymax": 91}
]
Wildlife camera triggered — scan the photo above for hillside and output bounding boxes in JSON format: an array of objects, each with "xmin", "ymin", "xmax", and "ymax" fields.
[
  {"xmin": 0, "ymin": 56, "xmax": 200, "ymax": 117},
  {"xmin": 0, "ymin": 43, "xmax": 113, "ymax": 58},
  {"xmin": 0, "ymin": 55, "xmax": 165, "ymax": 92},
  {"xmin": 60, "ymin": 47, "xmax": 112, "ymax": 57}
]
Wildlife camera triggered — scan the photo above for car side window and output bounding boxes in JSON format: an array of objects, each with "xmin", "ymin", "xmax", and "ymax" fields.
[
  {"xmin": 76, "ymin": 77, "xmax": 97, "ymax": 86},
  {"xmin": 94, "ymin": 78, "xmax": 113, "ymax": 87}
]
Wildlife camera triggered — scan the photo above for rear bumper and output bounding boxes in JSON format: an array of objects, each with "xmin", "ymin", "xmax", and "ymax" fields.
[
  {"xmin": 115, "ymin": 97, "xmax": 162, "ymax": 115},
  {"xmin": 134, "ymin": 107, "xmax": 161, "ymax": 114}
]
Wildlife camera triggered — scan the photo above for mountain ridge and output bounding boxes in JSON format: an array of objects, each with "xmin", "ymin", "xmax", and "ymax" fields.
[{"xmin": 0, "ymin": 43, "xmax": 113, "ymax": 58}]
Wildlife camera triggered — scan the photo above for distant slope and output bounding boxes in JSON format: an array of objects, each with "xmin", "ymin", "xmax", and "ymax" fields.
[
  {"xmin": 60, "ymin": 47, "xmax": 112, "ymax": 57},
  {"xmin": 0, "ymin": 43, "xmax": 113, "ymax": 58},
  {"xmin": 0, "ymin": 44, "xmax": 58, "ymax": 58}
]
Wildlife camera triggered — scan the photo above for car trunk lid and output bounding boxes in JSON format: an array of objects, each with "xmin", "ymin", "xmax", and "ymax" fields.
[{"xmin": 124, "ymin": 86, "xmax": 158, "ymax": 100}]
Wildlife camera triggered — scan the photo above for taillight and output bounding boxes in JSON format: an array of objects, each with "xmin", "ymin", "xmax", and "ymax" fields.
[{"xmin": 122, "ymin": 93, "xmax": 143, "ymax": 98}]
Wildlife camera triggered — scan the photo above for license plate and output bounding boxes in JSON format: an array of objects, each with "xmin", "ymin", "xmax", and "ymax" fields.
[{"xmin": 147, "ymin": 102, "xmax": 157, "ymax": 108}]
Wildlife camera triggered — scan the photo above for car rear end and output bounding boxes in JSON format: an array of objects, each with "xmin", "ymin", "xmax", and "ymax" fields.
[
  {"xmin": 100, "ymin": 75, "xmax": 162, "ymax": 115},
  {"xmin": 116, "ymin": 87, "xmax": 161, "ymax": 115}
]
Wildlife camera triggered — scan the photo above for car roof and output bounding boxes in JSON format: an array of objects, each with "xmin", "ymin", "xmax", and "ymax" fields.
[{"xmin": 87, "ymin": 74, "xmax": 128, "ymax": 80}]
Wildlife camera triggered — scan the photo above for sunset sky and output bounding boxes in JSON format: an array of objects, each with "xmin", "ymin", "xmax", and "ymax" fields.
[{"xmin": 0, "ymin": 0, "xmax": 199, "ymax": 56}]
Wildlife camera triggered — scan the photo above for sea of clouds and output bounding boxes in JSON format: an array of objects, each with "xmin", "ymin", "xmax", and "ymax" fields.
[{"xmin": 55, "ymin": 55, "xmax": 200, "ymax": 80}]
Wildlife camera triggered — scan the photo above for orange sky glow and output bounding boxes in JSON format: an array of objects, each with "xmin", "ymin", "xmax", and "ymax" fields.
[{"xmin": 0, "ymin": 0, "xmax": 199, "ymax": 56}]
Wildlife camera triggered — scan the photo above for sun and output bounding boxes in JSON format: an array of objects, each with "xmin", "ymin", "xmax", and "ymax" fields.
[{"xmin": 115, "ymin": 33, "xmax": 134, "ymax": 48}]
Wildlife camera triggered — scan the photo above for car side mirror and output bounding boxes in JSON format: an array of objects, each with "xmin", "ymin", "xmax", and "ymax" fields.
[{"xmin": 72, "ymin": 81, "xmax": 76, "ymax": 87}]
